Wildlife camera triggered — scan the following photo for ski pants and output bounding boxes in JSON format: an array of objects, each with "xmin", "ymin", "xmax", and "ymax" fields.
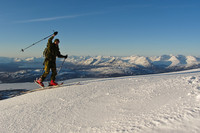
[{"xmin": 40, "ymin": 60, "xmax": 57, "ymax": 81}]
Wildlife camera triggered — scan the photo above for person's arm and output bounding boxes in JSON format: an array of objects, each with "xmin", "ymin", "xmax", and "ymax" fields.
[
  {"xmin": 48, "ymin": 35, "xmax": 55, "ymax": 44},
  {"xmin": 48, "ymin": 32, "xmax": 57, "ymax": 44},
  {"xmin": 57, "ymin": 50, "xmax": 68, "ymax": 58},
  {"xmin": 58, "ymin": 54, "xmax": 68, "ymax": 58}
]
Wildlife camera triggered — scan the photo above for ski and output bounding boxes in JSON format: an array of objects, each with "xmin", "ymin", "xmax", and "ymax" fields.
[
  {"xmin": 48, "ymin": 82, "xmax": 64, "ymax": 88},
  {"xmin": 34, "ymin": 80, "xmax": 45, "ymax": 88},
  {"xmin": 22, "ymin": 81, "xmax": 81, "ymax": 94}
]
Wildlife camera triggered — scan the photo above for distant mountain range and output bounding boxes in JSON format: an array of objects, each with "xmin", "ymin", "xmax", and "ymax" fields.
[{"xmin": 0, "ymin": 55, "xmax": 200, "ymax": 83}]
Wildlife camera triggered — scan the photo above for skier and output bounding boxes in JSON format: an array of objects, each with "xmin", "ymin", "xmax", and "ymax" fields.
[{"xmin": 36, "ymin": 32, "xmax": 68, "ymax": 87}]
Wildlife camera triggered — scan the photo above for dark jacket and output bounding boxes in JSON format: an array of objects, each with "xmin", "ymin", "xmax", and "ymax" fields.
[{"xmin": 45, "ymin": 36, "xmax": 64, "ymax": 62}]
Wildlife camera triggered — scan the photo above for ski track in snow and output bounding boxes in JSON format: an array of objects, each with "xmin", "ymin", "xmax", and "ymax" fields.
[{"xmin": 0, "ymin": 69, "xmax": 200, "ymax": 132}]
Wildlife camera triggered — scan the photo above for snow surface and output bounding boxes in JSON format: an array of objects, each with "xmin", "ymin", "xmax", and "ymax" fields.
[{"xmin": 1, "ymin": 69, "xmax": 200, "ymax": 132}]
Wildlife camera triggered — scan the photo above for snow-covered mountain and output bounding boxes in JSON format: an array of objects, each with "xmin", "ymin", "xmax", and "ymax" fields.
[
  {"xmin": 1, "ymin": 55, "xmax": 200, "ymax": 83},
  {"xmin": 0, "ymin": 69, "xmax": 200, "ymax": 132},
  {"xmin": 1, "ymin": 55, "xmax": 200, "ymax": 68}
]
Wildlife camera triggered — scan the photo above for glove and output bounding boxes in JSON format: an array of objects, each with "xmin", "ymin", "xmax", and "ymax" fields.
[
  {"xmin": 54, "ymin": 31, "xmax": 58, "ymax": 36},
  {"xmin": 64, "ymin": 54, "xmax": 68, "ymax": 59}
]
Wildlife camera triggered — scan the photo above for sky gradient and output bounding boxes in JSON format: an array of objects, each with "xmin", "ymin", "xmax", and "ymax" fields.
[{"xmin": 1, "ymin": 0, "xmax": 200, "ymax": 57}]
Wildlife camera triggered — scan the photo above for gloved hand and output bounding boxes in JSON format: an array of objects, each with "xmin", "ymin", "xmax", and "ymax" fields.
[
  {"xmin": 54, "ymin": 31, "xmax": 58, "ymax": 36},
  {"xmin": 64, "ymin": 54, "xmax": 68, "ymax": 59}
]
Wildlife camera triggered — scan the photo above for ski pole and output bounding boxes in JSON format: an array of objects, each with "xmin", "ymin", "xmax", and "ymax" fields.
[
  {"xmin": 57, "ymin": 58, "xmax": 66, "ymax": 74},
  {"xmin": 21, "ymin": 31, "xmax": 58, "ymax": 52}
]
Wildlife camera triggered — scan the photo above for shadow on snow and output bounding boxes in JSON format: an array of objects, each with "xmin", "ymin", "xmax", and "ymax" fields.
[{"xmin": 0, "ymin": 89, "xmax": 28, "ymax": 100}]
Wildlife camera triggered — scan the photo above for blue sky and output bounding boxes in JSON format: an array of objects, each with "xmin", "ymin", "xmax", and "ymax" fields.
[{"xmin": 1, "ymin": 0, "xmax": 200, "ymax": 57}]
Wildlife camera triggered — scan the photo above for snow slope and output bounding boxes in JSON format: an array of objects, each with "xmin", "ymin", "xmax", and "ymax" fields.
[{"xmin": 1, "ymin": 69, "xmax": 200, "ymax": 133}]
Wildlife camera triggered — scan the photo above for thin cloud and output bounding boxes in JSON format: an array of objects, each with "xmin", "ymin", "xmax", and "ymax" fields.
[
  {"xmin": 157, "ymin": 5, "xmax": 197, "ymax": 9},
  {"xmin": 16, "ymin": 12, "xmax": 103, "ymax": 23}
]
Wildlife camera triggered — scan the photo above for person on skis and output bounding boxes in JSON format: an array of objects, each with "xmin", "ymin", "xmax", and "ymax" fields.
[{"xmin": 36, "ymin": 32, "xmax": 68, "ymax": 87}]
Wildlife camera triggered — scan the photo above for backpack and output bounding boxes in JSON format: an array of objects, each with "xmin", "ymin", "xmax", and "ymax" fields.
[{"xmin": 43, "ymin": 47, "xmax": 48, "ymax": 57}]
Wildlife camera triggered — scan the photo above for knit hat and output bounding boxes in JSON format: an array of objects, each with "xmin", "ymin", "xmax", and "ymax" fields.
[{"xmin": 54, "ymin": 39, "xmax": 60, "ymax": 43}]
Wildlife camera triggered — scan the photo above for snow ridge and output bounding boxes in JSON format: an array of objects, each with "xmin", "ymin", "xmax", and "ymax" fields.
[
  {"xmin": 1, "ymin": 55, "xmax": 200, "ymax": 68},
  {"xmin": 67, "ymin": 55, "xmax": 200, "ymax": 68}
]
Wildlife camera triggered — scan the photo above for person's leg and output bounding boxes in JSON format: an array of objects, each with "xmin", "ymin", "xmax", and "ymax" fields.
[
  {"xmin": 40, "ymin": 60, "xmax": 51, "ymax": 82},
  {"xmin": 50, "ymin": 61, "xmax": 57, "ymax": 81},
  {"xmin": 49, "ymin": 62, "xmax": 58, "ymax": 85}
]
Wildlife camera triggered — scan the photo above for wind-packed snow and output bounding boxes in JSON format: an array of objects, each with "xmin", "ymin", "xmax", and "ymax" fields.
[{"xmin": 0, "ymin": 69, "xmax": 200, "ymax": 132}]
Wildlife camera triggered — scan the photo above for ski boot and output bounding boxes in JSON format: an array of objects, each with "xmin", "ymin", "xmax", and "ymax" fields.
[
  {"xmin": 35, "ymin": 78, "xmax": 44, "ymax": 87},
  {"xmin": 49, "ymin": 80, "xmax": 58, "ymax": 86}
]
